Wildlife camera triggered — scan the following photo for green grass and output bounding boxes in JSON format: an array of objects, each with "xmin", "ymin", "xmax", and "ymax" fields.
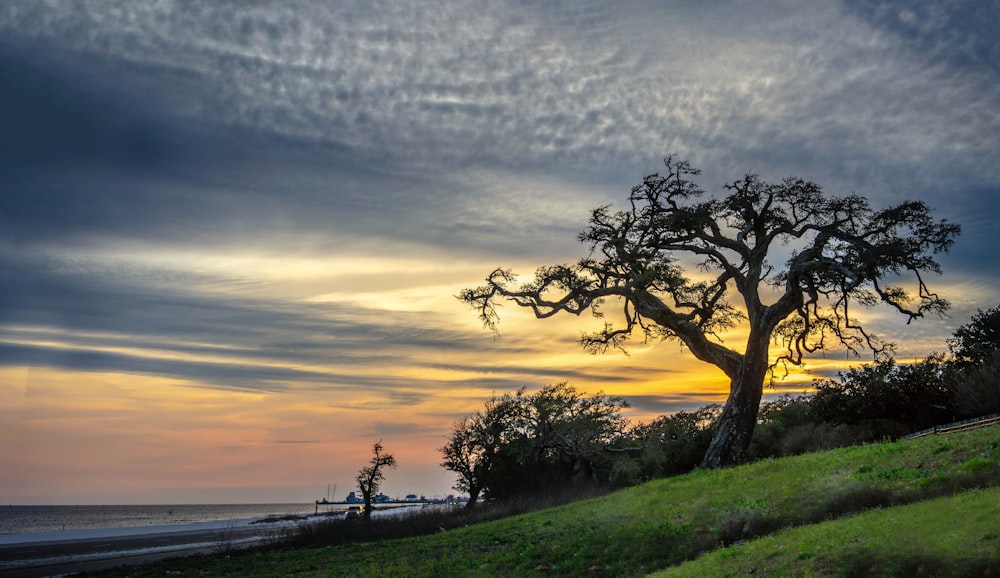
[
  {"xmin": 88, "ymin": 426, "xmax": 1000, "ymax": 577},
  {"xmin": 654, "ymin": 487, "xmax": 1000, "ymax": 577}
]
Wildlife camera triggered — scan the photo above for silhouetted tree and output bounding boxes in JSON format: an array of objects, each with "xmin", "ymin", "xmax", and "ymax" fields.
[
  {"xmin": 355, "ymin": 440, "xmax": 396, "ymax": 522},
  {"xmin": 950, "ymin": 351, "xmax": 1000, "ymax": 417},
  {"xmin": 440, "ymin": 389, "xmax": 525, "ymax": 507},
  {"xmin": 440, "ymin": 417, "xmax": 485, "ymax": 509},
  {"xmin": 461, "ymin": 157, "xmax": 959, "ymax": 467},
  {"xmin": 946, "ymin": 305, "xmax": 1000, "ymax": 417},
  {"xmin": 520, "ymin": 383, "xmax": 630, "ymax": 486},
  {"xmin": 949, "ymin": 305, "xmax": 1000, "ymax": 366},
  {"xmin": 810, "ymin": 356, "xmax": 953, "ymax": 437},
  {"xmin": 440, "ymin": 383, "xmax": 630, "ymax": 501}
]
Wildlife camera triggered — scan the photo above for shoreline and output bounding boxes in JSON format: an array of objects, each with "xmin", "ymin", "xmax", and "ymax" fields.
[
  {"xmin": 0, "ymin": 505, "xmax": 427, "ymax": 576},
  {"xmin": 0, "ymin": 516, "xmax": 307, "ymax": 577},
  {"xmin": 0, "ymin": 503, "xmax": 329, "ymax": 538},
  {"xmin": 0, "ymin": 514, "xmax": 313, "ymax": 546}
]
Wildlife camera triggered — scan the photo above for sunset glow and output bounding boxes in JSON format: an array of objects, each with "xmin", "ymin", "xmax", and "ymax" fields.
[{"xmin": 1, "ymin": 1, "xmax": 997, "ymax": 505}]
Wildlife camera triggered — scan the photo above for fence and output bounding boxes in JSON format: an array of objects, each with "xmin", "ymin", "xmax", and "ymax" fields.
[{"xmin": 902, "ymin": 413, "xmax": 1000, "ymax": 440}]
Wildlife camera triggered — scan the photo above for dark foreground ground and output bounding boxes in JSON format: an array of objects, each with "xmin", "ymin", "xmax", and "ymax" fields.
[{"xmin": 0, "ymin": 524, "xmax": 282, "ymax": 578}]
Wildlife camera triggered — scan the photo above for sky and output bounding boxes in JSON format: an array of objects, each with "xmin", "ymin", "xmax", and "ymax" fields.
[{"xmin": 1, "ymin": 0, "xmax": 998, "ymax": 505}]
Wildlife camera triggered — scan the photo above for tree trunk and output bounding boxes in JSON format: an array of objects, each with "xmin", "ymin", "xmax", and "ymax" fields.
[
  {"xmin": 361, "ymin": 491, "xmax": 373, "ymax": 522},
  {"xmin": 464, "ymin": 486, "xmax": 480, "ymax": 510},
  {"xmin": 701, "ymin": 338, "xmax": 769, "ymax": 468}
]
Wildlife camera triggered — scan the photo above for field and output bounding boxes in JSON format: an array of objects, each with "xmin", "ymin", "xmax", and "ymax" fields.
[{"xmin": 89, "ymin": 426, "xmax": 1000, "ymax": 577}]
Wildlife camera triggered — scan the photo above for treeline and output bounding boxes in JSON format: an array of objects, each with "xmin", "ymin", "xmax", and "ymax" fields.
[{"xmin": 442, "ymin": 306, "xmax": 1000, "ymax": 505}]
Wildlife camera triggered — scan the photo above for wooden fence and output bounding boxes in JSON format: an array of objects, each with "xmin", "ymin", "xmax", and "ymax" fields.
[{"xmin": 902, "ymin": 413, "xmax": 1000, "ymax": 440}]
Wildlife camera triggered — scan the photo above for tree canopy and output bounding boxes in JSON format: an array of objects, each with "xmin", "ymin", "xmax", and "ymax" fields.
[
  {"xmin": 440, "ymin": 383, "xmax": 630, "ymax": 504},
  {"xmin": 461, "ymin": 157, "xmax": 960, "ymax": 467},
  {"xmin": 949, "ymin": 305, "xmax": 1000, "ymax": 366},
  {"xmin": 810, "ymin": 356, "xmax": 954, "ymax": 437}
]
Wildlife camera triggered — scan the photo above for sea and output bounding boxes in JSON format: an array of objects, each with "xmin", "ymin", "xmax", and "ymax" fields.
[{"xmin": 1, "ymin": 503, "xmax": 323, "ymax": 536}]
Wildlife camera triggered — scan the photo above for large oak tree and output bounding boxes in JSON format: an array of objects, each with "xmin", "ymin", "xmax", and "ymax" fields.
[{"xmin": 460, "ymin": 158, "xmax": 959, "ymax": 468}]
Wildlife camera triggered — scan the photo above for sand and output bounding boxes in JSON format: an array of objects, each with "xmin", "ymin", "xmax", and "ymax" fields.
[{"xmin": 0, "ymin": 516, "xmax": 299, "ymax": 577}]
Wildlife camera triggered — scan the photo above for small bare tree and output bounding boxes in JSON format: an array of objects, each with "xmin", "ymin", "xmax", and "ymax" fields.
[{"xmin": 355, "ymin": 440, "xmax": 397, "ymax": 522}]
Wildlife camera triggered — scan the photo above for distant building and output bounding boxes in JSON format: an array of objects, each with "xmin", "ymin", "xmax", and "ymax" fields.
[
  {"xmin": 374, "ymin": 492, "xmax": 391, "ymax": 503},
  {"xmin": 345, "ymin": 491, "xmax": 363, "ymax": 504}
]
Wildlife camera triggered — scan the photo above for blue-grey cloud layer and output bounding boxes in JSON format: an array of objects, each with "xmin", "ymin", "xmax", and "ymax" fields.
[{"xmin": 1, "ymin": 0, "xmax": 997, "ymax": 404}]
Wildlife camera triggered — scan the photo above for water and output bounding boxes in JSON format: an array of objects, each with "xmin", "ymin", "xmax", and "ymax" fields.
[{"xmin": 1, "ymin": 504, "xmax": 321, "ymax": 535}]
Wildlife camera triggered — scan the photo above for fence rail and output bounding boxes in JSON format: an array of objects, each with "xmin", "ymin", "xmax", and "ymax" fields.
[{"xmin": 902, "ymin": 413, "xmax": 1000, "ymax": 440}]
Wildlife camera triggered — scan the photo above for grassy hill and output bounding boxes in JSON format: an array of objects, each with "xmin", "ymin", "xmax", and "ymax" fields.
[
  {"xmin": 94, "ymin": 426, "xmax": 1000, "ymax": 577},
  {"xmin": 655, "ymin": 487, "xmax": 1000, "ymax": 576}
]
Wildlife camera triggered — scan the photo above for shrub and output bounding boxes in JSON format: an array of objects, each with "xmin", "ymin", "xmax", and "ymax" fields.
[
  {"xmin": 810, "ymin": 357, "xmax": 955, "ymax": 437},
  {"xmin": 949, "ymin": 352, "xmax": 1000, "ymax": 418}
]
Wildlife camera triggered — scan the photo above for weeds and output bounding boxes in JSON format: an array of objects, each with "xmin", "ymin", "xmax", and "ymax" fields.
[
  {"xmin": 280, "ymin": 487, "xmax": 611, "ymax": 550},
  {"xmin": 212, "ymin": 522, "xmax": 241, "ymax": 555}
]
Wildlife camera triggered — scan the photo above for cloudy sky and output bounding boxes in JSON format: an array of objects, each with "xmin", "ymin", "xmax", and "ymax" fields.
[{"xmin": 1, "ymin": 0, "xmax": 997, "ymax": 505}]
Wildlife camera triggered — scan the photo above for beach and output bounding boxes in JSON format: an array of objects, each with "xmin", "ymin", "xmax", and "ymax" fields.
[
  {"xmin": 1, "ymin": 505, "xmax": 427, "ymax": 577},
  {"xmin": 0, "ymin": 516, "xmax": 300, "ymax": 577}
]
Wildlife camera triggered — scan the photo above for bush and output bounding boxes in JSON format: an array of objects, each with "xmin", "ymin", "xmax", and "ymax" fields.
[
  {"xmin": 949, "ymin": 351, "xmax": 1000, "ymax": 418},
  {"xmin": 949, "ymin": 305, "xmax": 1000, "ymax": 366},
  {"xmin": 624, "ymin": 405, "xmax": 720, "ymax": 482},
  {"xmin": 810, "ymin": 357, "xmax": 955, "ymax": 437}
]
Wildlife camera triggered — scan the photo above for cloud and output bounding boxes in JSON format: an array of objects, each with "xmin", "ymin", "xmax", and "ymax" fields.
[
  {"xmin": 0, "ymin": 0, "xmax": 997, "ymax": 503},
  {"xmin": 366, "ymin": 421, "xmax": 441, "ymax": 437},
  {"xmin": 0, "ymin": 342, "xmax": 327, "ymax": 392},
  {"xmin": 0, "ymin": 249, "xmax": 631, "ymax": 394},
  {"xmin": 843, "ymin": 0, "xmax": 999, "ymax": 78},
  {"xmin": 3, "ymin": 1, "xmax": 995, "ymax": 251},
  {"xmin": 0, "ymin": 41, "xmax": 595, "ymax": 269},
  {"xmin": 625, "ymin": 393, "xmax": 725, "ymax": 416},
  {"xmin": 1, "ymin": 0, "xmax": 994, "ymax": 363}
]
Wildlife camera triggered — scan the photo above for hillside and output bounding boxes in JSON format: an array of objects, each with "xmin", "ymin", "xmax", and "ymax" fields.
[
  {"xmin": 655, "ymin": 486, "xmax": 1000, "ymax": 576},
  {"xmin": 92, "ymin": 426, "xmax": 1000, "ymax": 577}
]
